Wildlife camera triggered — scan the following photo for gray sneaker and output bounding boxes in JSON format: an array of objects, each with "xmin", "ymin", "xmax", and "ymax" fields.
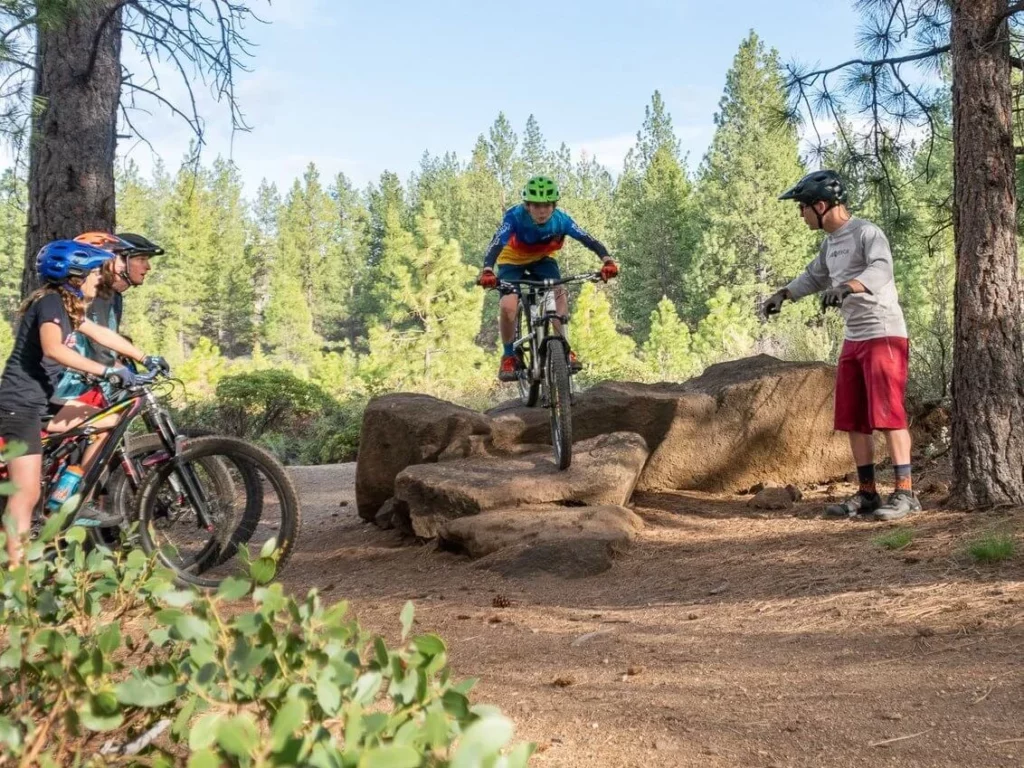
[
  {"xmin": 873, "ymin": 490, "xmax": 922, "ymax": 521},
  {"xmin": 824, "ymin": 490, "xmax": 882, "ymax": 518},
  {"xmin": 72, "ymin": 503, "xmax": 123, "ymax": 529}
]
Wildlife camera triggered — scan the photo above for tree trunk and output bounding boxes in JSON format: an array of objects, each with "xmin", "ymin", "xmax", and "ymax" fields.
[
  {"xmin": 23, "ymin": 2, "xmax": 122, "ymax": 297},
  {"xmin": 949, "ymin": 0, "xmax": 1024, "ymax": 506}
]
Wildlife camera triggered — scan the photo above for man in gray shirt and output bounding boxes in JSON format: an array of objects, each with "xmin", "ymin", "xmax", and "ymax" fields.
[{"xmin": 763, "ymin": 170, "xmax": 919, "ymax": 521}]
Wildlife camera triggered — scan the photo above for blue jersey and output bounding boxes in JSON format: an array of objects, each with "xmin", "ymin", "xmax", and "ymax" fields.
[{"xmin": 483, "ymin": 205, "xmax": 610, "ymax": 268}]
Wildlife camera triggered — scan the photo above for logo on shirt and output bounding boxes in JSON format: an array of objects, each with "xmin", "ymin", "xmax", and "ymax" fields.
[{"xmin": 828, "ymin": 248, "xmax": 850, "ymax": 260}]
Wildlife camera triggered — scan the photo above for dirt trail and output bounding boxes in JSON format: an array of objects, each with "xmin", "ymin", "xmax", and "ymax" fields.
[{"xmin": 283, "ymin": 464, "xmax": 1024, "ymax": 768}]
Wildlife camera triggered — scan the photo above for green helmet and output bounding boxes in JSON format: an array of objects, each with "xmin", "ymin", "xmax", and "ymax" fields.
[{"xmin": 522, "ymin": 175, "xmax": 560, "ymax": 203}]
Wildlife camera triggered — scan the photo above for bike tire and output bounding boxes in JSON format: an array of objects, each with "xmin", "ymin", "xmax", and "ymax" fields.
[
  {"xmin": 546, "ymin": 341, "xmax": 573, "ymax": 470},
  {"xmin": 135, "ymin": 436, "xmax": 300, "ymax": 589},
  {"xmin": 515, "ymin": 302, "xmax": 540, "ymax": 407},
  {"xmin": 93, "ymin": 432, "xmax": 265, "ymax": 566}
]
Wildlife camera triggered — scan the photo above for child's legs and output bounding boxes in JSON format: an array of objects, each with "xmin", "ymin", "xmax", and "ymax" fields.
[
  {"xmin": 47, "ymin": 401, "xmax": 118, "ymax": 472},
  {"xmin": 6, "ymin": 455, "xmax": 42, "ymax": 565},
  {"xmin": 1, "ymin": 411, "xmax": 44, "ymax": 566}
]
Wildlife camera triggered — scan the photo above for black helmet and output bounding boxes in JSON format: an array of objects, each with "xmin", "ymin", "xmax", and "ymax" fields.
[
  {"xmin": 778, "ymin": 170, "xmax": 847, "ymax": 206},
  {"xmin": 115, "ymin": 232, "xmax": 164, "ymax": 257}
]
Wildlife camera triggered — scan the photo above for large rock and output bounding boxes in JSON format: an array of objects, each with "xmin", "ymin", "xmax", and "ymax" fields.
[
  {"xmin": 355, "ymin": 394, "xmax": 492, "ymax": 521},
  {"xmin": 489, "ymin": 355, "xmax": 864, "ymax": 493},
  {"xmin": 439, "ymin": 504, "xmax": 644, "ymax": 558},
  {"xmin": 395, "ymin": 432, "xmax": 649, "ymax": 539}
]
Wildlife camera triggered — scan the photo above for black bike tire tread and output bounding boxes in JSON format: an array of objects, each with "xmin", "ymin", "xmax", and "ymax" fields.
[{"xmin": 547, "ymin": 342, "xmax": 573, "ymax": 470}]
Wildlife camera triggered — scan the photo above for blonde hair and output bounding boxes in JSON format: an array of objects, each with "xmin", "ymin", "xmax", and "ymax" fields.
[{"xmin": 19, "ymin": 280, "xmax": 88, "ymax": 329}]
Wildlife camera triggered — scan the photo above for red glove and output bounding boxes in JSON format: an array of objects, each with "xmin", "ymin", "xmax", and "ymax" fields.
[
  {"xmin": 477, "ymin": 269, "xmax": 498, "ymax": 289},
  {"xmin": 600, "ymin": 259, "xmax": 619, "ymax": 282}
]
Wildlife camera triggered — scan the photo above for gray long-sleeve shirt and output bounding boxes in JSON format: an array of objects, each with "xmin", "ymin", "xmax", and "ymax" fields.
[{"xmin": 785, "ymin": 218, "xmax": 907, "ymax": 341}]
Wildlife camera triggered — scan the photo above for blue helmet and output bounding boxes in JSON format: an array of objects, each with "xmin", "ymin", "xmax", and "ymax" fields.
[{"xmin": 36, "ymin": 240, "xmax": 114, "ymax": 284}]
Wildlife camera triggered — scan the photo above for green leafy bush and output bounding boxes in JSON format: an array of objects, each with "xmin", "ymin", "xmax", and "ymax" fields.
[
  {"xmin": 214, "ymin": 369, "xmax": 338, "ymax": 439},
  {"xmin": 174, "ymin": 370, "xmax": 365, "ymax": 465},
  {"xmin": 0, "ymin": 523, "xmax": 531, "ymax": 766}
]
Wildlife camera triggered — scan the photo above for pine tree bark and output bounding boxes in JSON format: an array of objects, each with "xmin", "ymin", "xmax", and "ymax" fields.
[
  {"xmin": 23, "ymin": 2, "xmax": 122, "ymax": 296},
  {"xmin": 949, "ymin": 0, "xmax": 1024, "ymax": 506}
]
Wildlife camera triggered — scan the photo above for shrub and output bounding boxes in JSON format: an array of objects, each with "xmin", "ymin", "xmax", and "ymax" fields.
[
  {"xmin": 214, "ymin": 369, "xmax": 337, "ymax": 440},
  {"xmin": 0, "ymin": 523, "xmax": 531, "ymax": 766}
]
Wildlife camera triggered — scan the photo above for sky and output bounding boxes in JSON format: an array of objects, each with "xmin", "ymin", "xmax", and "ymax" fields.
[{"xmin": 28, "ymin": 0, "xmax": 869, "ymax": 196}]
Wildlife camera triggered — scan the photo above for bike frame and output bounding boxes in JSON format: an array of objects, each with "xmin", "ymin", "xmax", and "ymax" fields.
[
  {"xmin": 504, "ymin": 273, "xmax": 600, "ymax": 392},
  {"xmin": 34, "ymin": 378, "xmax": 211, "ymax": 530}
]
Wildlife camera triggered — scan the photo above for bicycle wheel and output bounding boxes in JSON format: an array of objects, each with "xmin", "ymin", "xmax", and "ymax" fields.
[
  {"xmin": 546, "ymin": 340, "xmax": 573, "ymax": 470},
  {"xmin": 91, "ymin": 430, "xmax": 264, "ymax": 564},
  {"xmin": 515, "ymin": 301, "xmax": 540, "ymax": 407},
  {"xmin": 136, "ymin": 436, "xmax": 300, "ymax": 589}
]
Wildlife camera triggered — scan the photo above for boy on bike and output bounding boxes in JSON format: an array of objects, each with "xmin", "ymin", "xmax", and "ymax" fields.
[{"xmin": 477, "ymin": 176, "xmax": 618, "ymax": 381}]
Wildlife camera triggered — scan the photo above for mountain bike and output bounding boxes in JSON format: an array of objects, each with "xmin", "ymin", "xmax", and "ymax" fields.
[
  {"xmin": 0, "ymin": 370, "xmax": 300, "ymax": 587},
  {"xmin": 500, "ymin": 272, "xmax": 602, "ymax": 470}
]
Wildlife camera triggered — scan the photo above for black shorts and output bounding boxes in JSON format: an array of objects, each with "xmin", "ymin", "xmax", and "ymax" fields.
[{"xmin": 0, "ymin": 409, "xmax": 45, "ymax": 456}]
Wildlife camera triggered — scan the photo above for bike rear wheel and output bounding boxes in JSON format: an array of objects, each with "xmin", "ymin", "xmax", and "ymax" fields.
[
  {"xmin": 136, "ymin": 436, "xmax": 300, "ymax": 589},
  {"xmin": 515, "ymin": 301, "xmax": 540, "ymax": 407},
  {"xmin": 546, "ymin": 340, "xmax": 573, "ymax": 470}
]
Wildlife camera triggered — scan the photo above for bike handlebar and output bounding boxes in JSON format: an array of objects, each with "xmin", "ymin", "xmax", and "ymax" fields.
[
  {"xmin": 79, "ymin": 368, "xmax": 167, "ymax": 390},
  {"xmin": 496, "ymin": 271, "xmax": 603, "ymax": 290}
]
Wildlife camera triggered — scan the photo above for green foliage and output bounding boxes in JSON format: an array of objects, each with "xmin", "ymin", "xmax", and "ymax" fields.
[
  {"xmin": 214, "ymin": 369, "xmax": 337, "ymax": 439},
  {"xmin": 614, "ymin": 93, "xmax": 695, "ymax": 337},
  {"xmin": 570, "ymin": 283, "xmax": 644, "ymax": 385},
  {"xmin": 0, "ymin": 519, "xmax": 530, "ymax": 766},
  {"xmin": 689, "ymin": 33, "xmax": 815, "ymax": 324},
  {"xmin": 641, "ymin": 296, "xmax": 700, "ymax": 381},
  {"xmin": 874, "ymin": 528, "xmax": 915, "ymax": 551},
  {"xmin": 692, "ymin": 287, "xmax": 758, "ymax": 366},
  {"xmin": 967, "ymin": 533, "xmax": 1016, "ymax": 563}
]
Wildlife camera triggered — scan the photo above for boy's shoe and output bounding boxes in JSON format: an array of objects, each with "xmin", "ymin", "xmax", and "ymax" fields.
[
  {"xmin": 498, "ymin": 354, "xmax": 521, "ymax": 382},
  {"xmin": 824, "ymin": 490, "xmax": 882, "ymax": 518},
  {"xmin": 873, "ymin": 490, "xmax": 922, "ymax": 521},
  {"xmin": 568, "ymin": 351, "xmax": 583, "ymax": 373}
]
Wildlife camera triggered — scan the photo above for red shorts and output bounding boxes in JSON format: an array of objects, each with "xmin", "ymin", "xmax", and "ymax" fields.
[
  {"xmin": 76, "ymin": 387, "xmax": 108, "ymax": 408},
  {"xmin": 834, "ymin": 337, "xmax": 909, "ymax": 433}
]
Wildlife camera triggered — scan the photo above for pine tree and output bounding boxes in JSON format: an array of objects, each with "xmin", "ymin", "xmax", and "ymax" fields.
[
  {"xmin": 521, "ymin": 114, "xmax": 548, "ymax": 181},
  {"xmin": 154, "ymin": 154, "xmax": 215, "ymax": 359},
  {"xmin": 362, "ymin": 202, "xmax": 486, "ymax": 394},
  {"xmin": 204, "ymin": 158, "xmax": 253, "ymax": 355},
  {"xmin": 330, "ymin": 172, "xmax": 371, "ymax": 346},
  {"xmin": 248, "ymin": 179, "xmax": 281, "ymax": 347},
  {"xmin": 692, "ymin": 287, "xmax": 758, "ymax": 365},
  {"xmin": 569, "ymin": 283, "xmax": 643, "ymax": 384},
  {"xmin": 689, "ymin": 32, "xmax": 814, "ymax": 326},
  {"xmin": 641, "ymin": 296, "xmax": 700, "ymax": 381},
  {"xmin": 486, "ymin": 112, "xmax": 521, "ymax": 210},
  {"xmin": 277, "ymin": 163, "xmax": 340, "ymax": 340},
  {"xmin": 411, "ymin": 151, "xmax": 463, "ymax": 243},
  {"xmin": 614, "ymin": 92, "xmax": 695, "ymax": 336}
]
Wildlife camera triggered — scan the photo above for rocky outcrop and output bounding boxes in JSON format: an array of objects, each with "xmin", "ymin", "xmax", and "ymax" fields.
[
  {"xmin": 394, "ymin": 432, "xmax": 649, "ymax": 539},
  {"xmin": 355, "ymin": 394, "xmax": 492, "ymax": 521}
]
